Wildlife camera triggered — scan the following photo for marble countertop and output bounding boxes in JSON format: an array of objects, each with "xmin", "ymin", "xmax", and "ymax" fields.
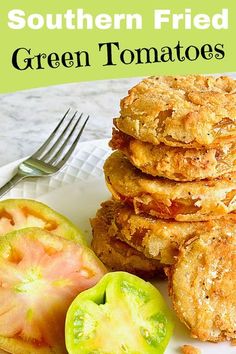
[
  {"xmin": 0, "ymin": 77, "xmax": 140, "ymax": 167},
  {"xmin": 1, "ymin": 73, "xmax": 236, "ymax": 167}
]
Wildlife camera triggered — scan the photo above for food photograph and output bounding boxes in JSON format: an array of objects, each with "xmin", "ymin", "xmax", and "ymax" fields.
[{"xmin": 0, "ymin": 74, "xmax": 235, "ymax": 354}]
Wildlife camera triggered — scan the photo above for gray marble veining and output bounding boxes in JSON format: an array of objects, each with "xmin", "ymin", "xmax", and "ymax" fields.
[
  {"xmin": 1, "ymin": 73, "xmax": 235, "ymax": 167},
  {"xmin": 0, "ymin": 77, "xmax": 141, "ymax": 167}
]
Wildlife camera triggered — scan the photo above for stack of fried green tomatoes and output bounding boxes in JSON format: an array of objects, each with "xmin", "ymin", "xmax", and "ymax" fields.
[{"xmin": 0, "ymin": 199, "xmax": 173, "ymax": 354}]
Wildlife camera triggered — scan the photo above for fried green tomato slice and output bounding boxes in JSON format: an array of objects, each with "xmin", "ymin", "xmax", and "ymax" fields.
[
  {"xmin": 114, "ymin": 75, "xmax": 236, "ymax": 148},
  {"xmin": 66, "ymin": 272, "xmax": 174, "ymax": 354},
  {"xmin": 91, "ymin": 200, "xmax": 236, "ymax": 265},
  {"xmin": 0, "ymin": 199, "xmax": 85, "ymax": 244},
  {"xmin": 90, "ymin": 201, "xmax": 164, "ymax": 279},
  {"xmin": 110, "ymin": 128, "xmax": 236, "ymax": 181},
  {"xmin": 0, "ymin": 228, "xmax": 106, "ymax": 354},
  {"xmin": 104, "ymin": 151, "xmax": 236, "ymax": 221},
  {"xmin": 168, "ymin": 226, "xmax": 236, "ymax": 342}
]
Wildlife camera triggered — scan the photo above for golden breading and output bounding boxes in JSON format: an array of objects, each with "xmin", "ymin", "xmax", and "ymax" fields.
[
  {"xmin": 104, "ymin": 151, "xmax": 236, "ymax": 221},
  {"xmin": 114, "ymin": 75, "xmax": 236, "ymax": 148},
  {"xmin": 180, "ymin": 345, "xmax": 201, "ymax": 354},
  {"xmin": 90, "ymin": 202, "xmax": 163, "ymax": 279},
  {"xmin": 99, "ymin": 200, "xmax": 236, "ymax": 265},
  {"xmin": 110, "ymin": 129, "xmax": 236, "ymax": 181},
  {"xmin": 167, "ymin": 226, "xmax": 236, "ymax": 342}
]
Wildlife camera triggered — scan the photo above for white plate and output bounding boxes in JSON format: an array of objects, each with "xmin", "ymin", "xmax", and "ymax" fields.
[{"xmin": 0, "ymin": 139, "xmax": 234, "ymax": 354}]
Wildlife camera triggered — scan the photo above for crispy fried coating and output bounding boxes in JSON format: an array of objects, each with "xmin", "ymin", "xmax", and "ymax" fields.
[
  {"xmin": 104, "ymin": 151, "xmax": 236, "ymax": 221},
  {"xmin": 110, "ymin": 129, "xmax": 236, "ymax": 181},
  {"xmin": 90, "ymin": 202, "xmax": 163, "ymax": 279},
  {"xmin": 114, "ymin": 75, "xmax": 236, "ymax": 148},
  {"xmin": 98, "ymin": 200, "xmax": 236, "ymax": 265},
  {"xmin": 168, "ymin": 225, "xmax": 236, "ymax": 342},
  {"xmin": 180, "ymin": 345, "xmax": 201, "ymax": 354}
]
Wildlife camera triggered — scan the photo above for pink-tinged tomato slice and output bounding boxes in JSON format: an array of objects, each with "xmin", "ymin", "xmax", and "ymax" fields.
[
  {"xmin": 0, "ymin": 228, "xmax": 106, "ymax": 354},
  {"xmin": 0, "ymin": 199, "xmax": 85, "ymax": 244}
]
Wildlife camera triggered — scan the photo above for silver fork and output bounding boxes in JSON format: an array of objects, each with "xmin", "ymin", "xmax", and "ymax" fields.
[{"xmin": 0, "ymin": 109, "xmax": 89, "ymax": 198}]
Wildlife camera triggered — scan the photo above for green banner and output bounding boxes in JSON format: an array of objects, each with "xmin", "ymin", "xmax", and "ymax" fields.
[{"xmin": 0, "ymin": 0, "xmax": 235, "ymax": 93}]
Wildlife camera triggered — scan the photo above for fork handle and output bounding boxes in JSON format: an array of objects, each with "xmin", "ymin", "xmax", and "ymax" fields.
[{"xmin": 0, "ymin": 173, "xmax": 25, "ymax": 198}]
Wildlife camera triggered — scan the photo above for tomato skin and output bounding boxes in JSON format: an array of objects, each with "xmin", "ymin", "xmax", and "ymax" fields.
[
  {"xmin": 0, "ymin": 228, "xmax": 106, "ymax": 354},
  {"xmin": 0, "ymin": 199, "xmax": 86, "ymax": 244},
  {"xmin": 66, "ymin": 271, "xmax": 174, "ymax": 354}
]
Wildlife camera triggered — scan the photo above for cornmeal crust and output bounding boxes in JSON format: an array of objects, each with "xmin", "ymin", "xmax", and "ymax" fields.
[
  {"xmin": 110, "ymin": 129, "xmax": 236, "ymax": 181},
  {"xmin": 90, "ymin": 202, "xmax": 163, "ymax": 279},
  {"xmin": 92, "ymin": 200, "xmax": 236, "ymax": 265},
  {"xmin": 104, "ymin": 151, "xmax": 236, "ymax": 221},
  {"xmin": 114, "ymin": 75, "xmax": 236, "ymax": 148},
  {"xmin": 167, "ymin": 226, "xmax": 236, "ymax": 342},
  {"xmin": 180, "ymin": 345, "xmax": 201, "ymax": 354}
]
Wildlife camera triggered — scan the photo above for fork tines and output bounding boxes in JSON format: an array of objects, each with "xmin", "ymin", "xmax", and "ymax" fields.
[{"xmin": 32, "ymin": 109, "xmax": 89, "ymax": 167}]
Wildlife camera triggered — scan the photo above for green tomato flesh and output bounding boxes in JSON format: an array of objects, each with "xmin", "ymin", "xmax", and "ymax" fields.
[{"xmin": 66, "ymin": 272, "xmax": 174, "ymax": 354}]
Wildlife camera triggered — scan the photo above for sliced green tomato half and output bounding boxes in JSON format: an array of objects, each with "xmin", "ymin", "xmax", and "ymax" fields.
[
  {"xmin": 66, "ymin": 272, "xmax": 174, "ymax": 354},
  {"xmin": 0, "ymin": 199, "xmax": 85, "ymax": 244},
  {"xmin": 0, "ymin": 228, "xmax": 106, "ymax": 354}
]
